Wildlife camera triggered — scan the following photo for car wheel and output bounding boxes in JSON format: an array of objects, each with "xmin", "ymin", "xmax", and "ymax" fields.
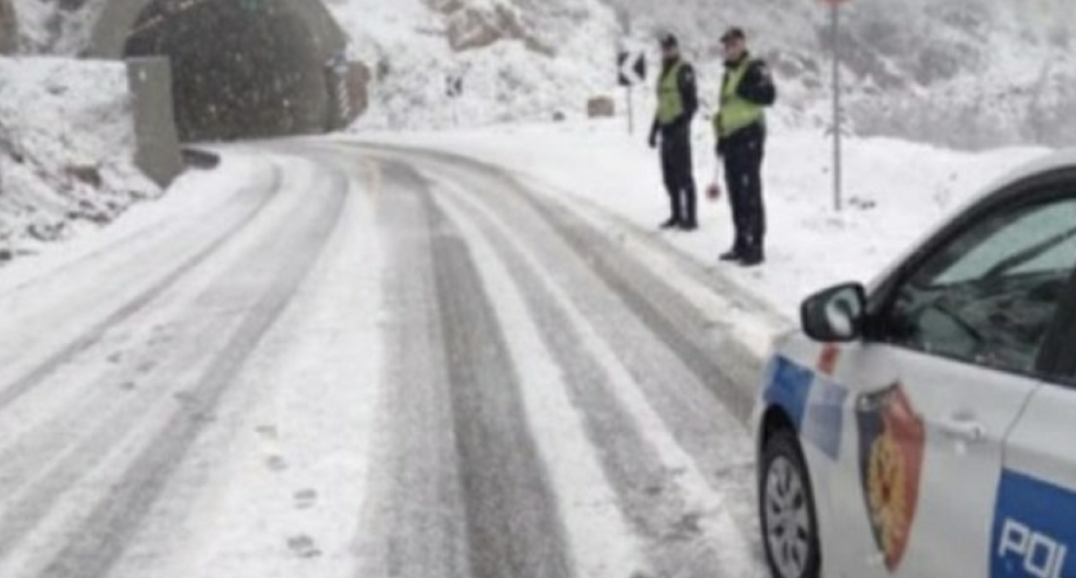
[{"xmin": 760, "ymin": 428, "xmax": 821, "ymax": 578}]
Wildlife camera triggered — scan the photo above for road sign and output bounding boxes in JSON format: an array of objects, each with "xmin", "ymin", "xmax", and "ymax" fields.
[
  {"xmin": 617, "ymin": 51, "xmax": 646, "ymax": 87},
  {"xmin": 617, "ymin": 50, "xmax": 646, "ymax": 134},
  {"xmin": 445, "ymin": 74, "xmax": 463, "ymax": 99}
]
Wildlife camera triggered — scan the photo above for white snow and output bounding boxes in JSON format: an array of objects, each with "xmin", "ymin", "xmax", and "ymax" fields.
[
  {"xmin": 328, "ymin": 0, "xmax": 622, "ymax": 129},
  {"xmin": 0, "ymin": 152, "xmax": 251, "ymax": 295},
  {"xmin": 0, "ymin": 56, "xmax": 158, "ymax": 262},
  {"xmin": 10, "ymin": 0, "xmax": 106, "ymax": 54},
  {"xmin": 352, "ymin": 119, "xmax": 1053, "ymax": 342},
  {"xmin": 103, "ymin": 152, "xmax": 385, "ymax": 578}
]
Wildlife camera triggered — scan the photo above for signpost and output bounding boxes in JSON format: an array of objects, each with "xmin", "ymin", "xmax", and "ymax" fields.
[
  {"xmin": 617, "ymin": 50, "xmax": 646, "ymax": 134},
  {"xmin": 821, "ymin": 0, "xmax": 850, "ymax": 212},
  {"xmin": 445, "ymin": 74, "xmax": 464, "ymax": 99},
  {"xmin": 445, "ymin": 72, "xmax": 464, "ymax": 127}
]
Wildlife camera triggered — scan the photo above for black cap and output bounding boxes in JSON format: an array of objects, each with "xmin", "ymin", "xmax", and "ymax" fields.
[
  {"xmin": 659, "ymin": 33, "xmax": 679, "ymax": 49},
  {"xmin": 721, "ymin": 27, "xmax": 746, "ymax": 43}
]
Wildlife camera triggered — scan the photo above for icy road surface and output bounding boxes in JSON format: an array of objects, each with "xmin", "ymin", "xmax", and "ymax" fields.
[{"xmin": 0, "ymin": 141, "xmax": 770, "ymax": 578}]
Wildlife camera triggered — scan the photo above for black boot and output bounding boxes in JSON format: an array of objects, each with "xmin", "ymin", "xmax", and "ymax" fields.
[
  {"xmin": 719, "ymin": 248, "xmax": 741, "ymax": 262},
  {"xmin": 660, "ymin": 216, "xmax": 681, "ymax": 229},
  {"xmin": 740, "ymin": 248, "xmax": 765, "ymax": 267},
  {"xmin": 679, "ymin": 219, "xmax": 698, "ymax": 232}
]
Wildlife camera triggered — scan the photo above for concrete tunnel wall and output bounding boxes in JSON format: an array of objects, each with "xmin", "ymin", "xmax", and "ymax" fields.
[
  {"xmin": 93, "ymin": 0, "xmax": 349, "ymax": 142},
  {"xmin": 0, "ymin": 0, "xmax": 17, "ymax": 54},
  {"xmin": 86, "ymin": 0, "xmax": 345, "ymax": 61}
]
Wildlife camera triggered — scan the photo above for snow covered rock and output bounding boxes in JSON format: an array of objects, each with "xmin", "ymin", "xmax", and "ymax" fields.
[
  {"xmin": 0, "ymin": 57, "xmax": 158, "ymax": 261},
  {"xmin": 587, "ymin": 96, "xmax": 614, "ymax": 118}
]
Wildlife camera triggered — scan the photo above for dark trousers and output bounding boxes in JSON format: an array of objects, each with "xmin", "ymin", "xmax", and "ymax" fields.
[
  {"xmin": 723, "ymin": 124, "xmax": 766, "ymax": 258},
  {"xmin": 660, "ymin": 127, "xmax": 697, "ymax": 224}
]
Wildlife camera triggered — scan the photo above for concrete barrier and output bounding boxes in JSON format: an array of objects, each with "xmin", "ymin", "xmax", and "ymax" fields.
[
  {"xmin": 0, "ymin": 0, "xmax": 16, "ymax": 54},
  {"xmin": 126, "ymin": 57, "xmax": 182, "ymax": 186}
]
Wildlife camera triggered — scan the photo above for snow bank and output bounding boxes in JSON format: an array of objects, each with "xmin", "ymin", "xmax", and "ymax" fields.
[
  {"xmin": 0, "ymin": 57, "xmax": 158, "ymax": 263},
  {"xmin": 356, "ymin": 120, "xmax": 1052, "ymax": 322}
]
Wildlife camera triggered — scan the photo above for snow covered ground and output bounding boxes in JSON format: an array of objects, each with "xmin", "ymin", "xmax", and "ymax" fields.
[
  {"xmin": 0, "ymin": 119, "xmax": 1059, "ymax": 577},
  {"xmin": 0, "ymin": 57, "xmax": 158, "ymax": 263},
  {"xmin": 354, "ymin": 119, "xmax": 1052, "ymax": 330},
  {"xmin": 329, "ymin": 0, "xmax": 621, "ymax": 130},
  {"xmin": 0, "ymin": 140, "xmax": 770, "ymax": 578}
]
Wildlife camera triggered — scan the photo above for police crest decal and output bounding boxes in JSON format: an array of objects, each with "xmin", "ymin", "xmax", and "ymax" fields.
[{"xmin": 856, "ymin": 383, "xmax": 925, "ymax": 572}]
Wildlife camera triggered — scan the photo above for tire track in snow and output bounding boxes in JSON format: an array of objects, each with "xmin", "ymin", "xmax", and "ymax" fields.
[
  {"xmin": 353, "ymin": 161, "xmax": 470, "ymax": 578},
  {"xmin": 427, "ymin": 187, "xmax": 572, "ymax": 578},
  {"xmin": 433, "ymin": 168, "xmax": 646, "ymax": 578},
  {"xmin": 355, "ymin": 160, "xmax": 572, "ymax": 578},
  {"xmin": 431, "ymin": 173, "xmax": 759, "ymax": 578},
  {"xmin": 0, "ymin": 166, "xmax": 284, "ymax": 412},
  {"xmin": 26, "ymin": 170, "xmax": 347, "ymax": 578}
]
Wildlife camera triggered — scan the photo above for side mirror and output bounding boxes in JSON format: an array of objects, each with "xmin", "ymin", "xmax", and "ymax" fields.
[{"xmin": 801, "ymin": 283, "xmax": 868, "ymax": 342}]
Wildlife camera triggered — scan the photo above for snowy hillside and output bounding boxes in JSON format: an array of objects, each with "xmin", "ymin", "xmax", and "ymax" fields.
[
  {"xmin": 330, "ymin": 0, "xmax": 1076, "ymax": 149},
  {"xmin": 327, "ymin": 0, "xmax": 621, "ymax": 129},
  {"xmin": 9, "ymin": 0, "xmax": 1076, "ymax": 147},
  {"xmin": 0, "ymin": 57, "xmax": 158, "ymax": 262}
]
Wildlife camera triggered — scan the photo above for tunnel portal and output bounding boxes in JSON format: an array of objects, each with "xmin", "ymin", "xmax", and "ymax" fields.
[{"xmin": 124, "ymin": 0, "xmax": 337, "ymax": 142}]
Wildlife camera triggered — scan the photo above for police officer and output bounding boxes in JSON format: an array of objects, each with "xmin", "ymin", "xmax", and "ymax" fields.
[
  {"xmin": 714, "ymin": 27, "xmax": 776, "ymax": 266},
  {"xmin": 649, "ymin": 33, "xmax": 699, "ymax": 231}
]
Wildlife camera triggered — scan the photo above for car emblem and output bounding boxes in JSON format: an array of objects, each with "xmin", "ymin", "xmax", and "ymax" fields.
[{"xmin": 856, "ymin": 383, "xmax": 925, "ymax": 572}]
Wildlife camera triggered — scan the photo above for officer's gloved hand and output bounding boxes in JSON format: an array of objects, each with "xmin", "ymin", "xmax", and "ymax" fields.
[
  {"xmin": 648, "ymin": 131, "xmax": 659, "ymax": 149},
  {"xmin": 716, "ymin": 139, "xmax": 728, "ymax": 158}
]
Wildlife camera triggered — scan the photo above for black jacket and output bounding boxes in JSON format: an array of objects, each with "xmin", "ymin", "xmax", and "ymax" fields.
[{"xmin": 650, "ymin": 58, "xmax": 699, "ymax": 140}]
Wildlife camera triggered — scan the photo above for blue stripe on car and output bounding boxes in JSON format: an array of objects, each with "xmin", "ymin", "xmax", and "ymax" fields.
[
  {"xmin": 991, "ymin": 469, "xmax": 1076, "ymax": 578},
  {"xmin": 764, "ymin": 356, "xmax": 814, "ymax": 431}
]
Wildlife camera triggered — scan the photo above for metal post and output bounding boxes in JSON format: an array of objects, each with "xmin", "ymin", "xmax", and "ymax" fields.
[{"xmin": 832, "ymin": 3, "xmax": 843, "ymax": 212}]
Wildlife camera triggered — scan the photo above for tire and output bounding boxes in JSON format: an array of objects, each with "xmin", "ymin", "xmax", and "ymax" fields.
[{"xmin": 759, "ymin": 428, "xmax": 822, "ymax": 578}]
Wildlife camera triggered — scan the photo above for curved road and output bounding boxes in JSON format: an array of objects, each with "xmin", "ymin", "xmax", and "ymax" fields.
[{"xmin": 0, "ymin": 141, "xmax": 770, "ymax": 578}]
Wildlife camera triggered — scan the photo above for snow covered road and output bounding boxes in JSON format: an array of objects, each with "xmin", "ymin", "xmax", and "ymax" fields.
[{"xmin": 0, "ymin": 141, "xmax": 770, "ymax": 578}]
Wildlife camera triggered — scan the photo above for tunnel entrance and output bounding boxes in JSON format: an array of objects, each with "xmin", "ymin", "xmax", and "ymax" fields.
[{"xmin": 124, "ymin": 0, "xmax": 332, "ymax": 142}]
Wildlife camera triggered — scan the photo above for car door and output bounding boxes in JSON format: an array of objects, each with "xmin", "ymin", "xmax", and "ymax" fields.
[
  {"xmin": 992, "ymin": 278, "xmax": 1076, "ymax": 578},
  {"xmin": 823, "ymin": 185, "xmax": 1076, "ymax": 578}
]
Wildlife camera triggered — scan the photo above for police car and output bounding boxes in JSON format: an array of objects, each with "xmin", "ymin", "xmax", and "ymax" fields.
[{"xmin": 753, "ymin": 151, "xmax": 1076, "ymax": 578}]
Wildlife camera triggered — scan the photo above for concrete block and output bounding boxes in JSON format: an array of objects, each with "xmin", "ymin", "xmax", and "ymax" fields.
[
  {"xmin": 587, "ymin": 96, "xmax": 616, "ymax": 118},
  {"xmin": 126, "ymin": 57, "xmax": 182, "ymax": 187}
]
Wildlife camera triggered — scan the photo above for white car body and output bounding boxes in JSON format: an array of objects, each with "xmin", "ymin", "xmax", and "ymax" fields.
[{"xmin": 753, "ymin": 150, "xmax": 1076, "ymax": 578}]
